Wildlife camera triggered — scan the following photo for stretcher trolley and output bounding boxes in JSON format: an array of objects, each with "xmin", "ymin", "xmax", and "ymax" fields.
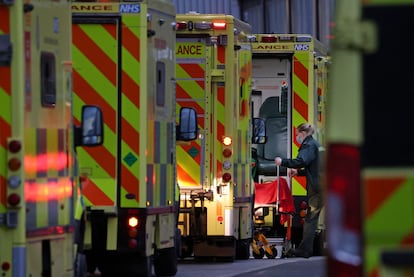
[{"xmin": 253, "ymin": 166, "xmax": 296, "ymax": 258}]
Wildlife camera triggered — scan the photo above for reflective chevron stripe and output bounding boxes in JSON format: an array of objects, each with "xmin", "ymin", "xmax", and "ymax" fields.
[
  {"xmin": 291, "ymin": 50, "xmax": 311, "ymax": 196},
  {"xmin": 72, "ymin": 18, "xmax": 143, "ymax": 208},
  {"xmin": 364, "ymin": 174, "xmax": 414, "ymax": 277}
]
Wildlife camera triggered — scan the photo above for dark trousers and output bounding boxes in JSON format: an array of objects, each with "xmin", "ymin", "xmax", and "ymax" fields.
[{"xmin": 297, "ymin": 192, "xmax": 322, "ymax": 255}]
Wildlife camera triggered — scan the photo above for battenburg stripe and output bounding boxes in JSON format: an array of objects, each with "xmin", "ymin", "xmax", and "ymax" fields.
[{"xmin": 0, "ymin": 6, "xmax": 11, "ymax": 211}]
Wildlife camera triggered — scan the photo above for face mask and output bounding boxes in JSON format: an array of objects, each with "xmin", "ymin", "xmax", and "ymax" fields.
[{"xmin": 296, "ymin": 134, "xmax": 303, "ymax": 144}]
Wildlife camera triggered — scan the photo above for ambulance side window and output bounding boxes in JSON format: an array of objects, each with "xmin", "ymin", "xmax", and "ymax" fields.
[
  {"xmin": 156, "ymin": 61, "xmax": 165, "ymax": 107},
  {"xmin": 40, "ymin": 52, "xmax": 56, "ymax": 108}
]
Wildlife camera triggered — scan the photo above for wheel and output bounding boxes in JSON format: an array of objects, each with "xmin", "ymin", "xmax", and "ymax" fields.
[
  {"xmin": 180, "ymin": 237, "xmax": 193, "ymax": 258},
  {"xmin": 175, "ymin": 228, "xmax": 182, "ymax": 258},
  {"xmin": 265, "ymin": 246, "xmax": 277, "ymax": 259},
  {"xmin": 252, "ymin": 248, "xmax": 265, "ymax": 259},
  {"xmin": 154, "ymin": 247, "xmax": 178, "ymax": 277},
  {"xmin": 99, "ymin": 254, "xmax": 153, "ymax": 277},
  {"xmin": 236, "ymin": 239, "xmax": 250, "ymax": 260}
]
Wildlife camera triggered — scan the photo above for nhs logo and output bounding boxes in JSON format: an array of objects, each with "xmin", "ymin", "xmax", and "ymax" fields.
[
  {"xmin": 120, "ymin": 4, "xmax": 140, "ymax": 13},
  {"xmin": 294, "ymin": 44, "xmax": 309, "ymax": 51}
]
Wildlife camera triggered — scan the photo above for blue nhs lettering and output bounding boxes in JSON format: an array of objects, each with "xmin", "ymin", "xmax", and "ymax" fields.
[
  {"xmin": 120, "ymin": 4, "xmax": 140, "ymax": 13},
  {"xmin": 294, "ymin": 44, "xmax": 309, "ymax": 51}
]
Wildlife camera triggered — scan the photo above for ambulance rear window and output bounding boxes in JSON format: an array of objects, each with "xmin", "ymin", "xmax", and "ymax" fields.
[{"xmin": 362, "ymin": 5, "xmax": 414, "ymax": 167}]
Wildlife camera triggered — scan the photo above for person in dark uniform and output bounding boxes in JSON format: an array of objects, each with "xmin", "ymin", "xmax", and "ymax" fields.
[{"xmin": 275, "ymin": 123, "xmax": 323, "ymax": 258}]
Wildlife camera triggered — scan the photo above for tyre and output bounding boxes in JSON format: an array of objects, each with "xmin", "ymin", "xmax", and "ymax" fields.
[
  {"xmin": 265, "ymin": 246, "xmax": 277, "ymax": 259},
  {"xmin": 99, "ymin": 254, "xmax": 152, "ymax": 277},
  {"xmin": 236, "ymin": 239, "xmax": 250, "ymax": 260},
  {"xmin": 252, "ymin": 248, "xmax": 265, "ymax": 259},
  {"xmin": 154, "ymin": 247, "xmax": 178, "ymax": 277}
]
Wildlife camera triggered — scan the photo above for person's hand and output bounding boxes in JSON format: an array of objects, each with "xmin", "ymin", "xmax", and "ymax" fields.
[
  {"xmin": 275, "ymin": 157, "xmax": 282, "ymax": 166},
  {"xmin": 289, "ymin": 168, "xmax": 298, "ymax": 177}
]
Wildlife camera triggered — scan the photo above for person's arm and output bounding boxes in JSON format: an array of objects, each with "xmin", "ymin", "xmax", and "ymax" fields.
[{"xmin": 281, "ymin": 143, "xmax": 315, "ymax": 168}]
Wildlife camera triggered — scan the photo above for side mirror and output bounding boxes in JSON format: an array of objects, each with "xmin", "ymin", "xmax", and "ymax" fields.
[
  {"xmin": 177, "ymin": 107, "xmax": 197, "ymax": 141},
  {"xmin": 81, "ymin": 105, "xmax": 103, "ymax": 146},
  {"xmin": 252, "ymin": 117, "xmax": 266, "ymax": 144}
]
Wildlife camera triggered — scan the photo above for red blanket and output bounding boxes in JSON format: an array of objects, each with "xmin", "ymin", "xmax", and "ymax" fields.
[{"xmin": 254, "ymin": 178, "xmax": 295, "ymax": 224}]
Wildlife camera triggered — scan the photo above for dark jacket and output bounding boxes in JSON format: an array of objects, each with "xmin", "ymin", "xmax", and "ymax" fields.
[{"xmin": 280, "ymin": 135, "xmax": 320, "ymax": 196}]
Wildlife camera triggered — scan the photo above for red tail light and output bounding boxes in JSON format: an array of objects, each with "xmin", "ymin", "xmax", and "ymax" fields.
[
  {"xmin": 7, "ymin": 139, "xmax": 23, "ymax": 208},
  {"xmin": 1, "ymin": 262, "xmax": 10, "ymax": 271},
  {"xmin": 222, "ymin": 172, "xmax": 231, "ymax": 182},
  {"xmin": 221, "ymin": 136, "xmax": 233, "ymax": 183},
  {"xmin": 176, "ymin": 22, "xmax": 187, "ymax": 30},
  {"xmin": 261, "ymin": 36, "xmax": 277, "ymax": 43},
  {"xmin": 223, "ymin": 148, "xmax": 232, "ymax": 158},
  {"xmin": 326, "ymin": 144, "xmax": 362, "ymax": 276},
  {"xmin": 8, "ymin": 140, "xmax": 21, "ymax": 153},
  {"xmin": 212, "ymin": 21, "xmax": 226, "ymax": 30},
  {"xmin": 7, "ymin": 193, "xmax": 21, "ymax": 206}
]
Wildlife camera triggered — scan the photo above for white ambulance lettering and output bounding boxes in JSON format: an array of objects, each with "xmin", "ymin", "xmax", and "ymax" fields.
[
  {"xmin": 120, "ymin": 4, "xmax": 140, "ymax": 13},
  {"xmin": 294, "ymin": 44, "xmax": 309, "ymax": 51}
]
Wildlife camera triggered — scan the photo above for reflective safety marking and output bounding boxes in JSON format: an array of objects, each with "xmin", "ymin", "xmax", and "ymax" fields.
[
  {"xmin": 0, "ymin": 5, "xmax": 12, "ymax": 211},
  {"xmin": 123, "ymin": 152, "xmax": 138, "ymax": 167},
  {"xmin": 176, "ymin": 41, "xmax": 206, "ymax": 188},
  {"xmin": 81, "ymin": 177, "xmax": 114, "ymax": 206},
  {"xmin": 291, "ymin": 51, "xmax": 310, "ymax": 196},
  {"xmin": 364, "ymin": 176, "xmax": 414, "ymax": 276}
]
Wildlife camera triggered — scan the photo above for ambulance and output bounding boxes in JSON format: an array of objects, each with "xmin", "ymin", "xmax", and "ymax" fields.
[
  {"xmin": 326, "ymin": 0, "xmax": 414, "ymax": 276},
  {"xmin": 0, "ymin": 0, "xmax": 102, "ymax": 276},
  {"xmin": 250, "ymin": 34, "xmax": 329, "ymax": 249},
  {"xmin": 175, "ymin": 13, "xmax": 256, "ymax": 260},
  {"xmin": 71, "ymin": 0, "xmax": 197, "ymax": 276}
]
